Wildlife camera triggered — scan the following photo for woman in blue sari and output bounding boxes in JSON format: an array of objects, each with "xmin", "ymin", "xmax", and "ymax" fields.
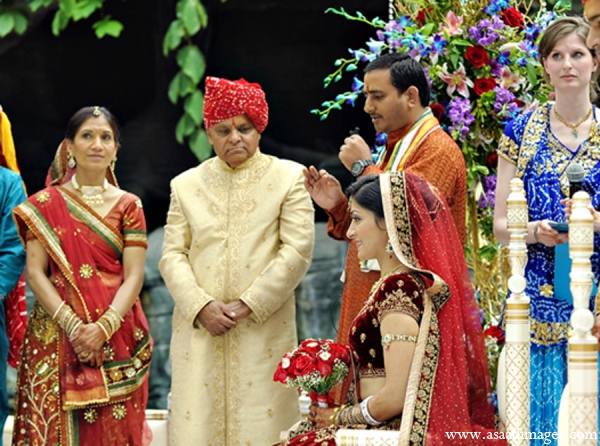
[{"xmin": 494, "ymin": 17, "xmax": 600, "ymax": 444}]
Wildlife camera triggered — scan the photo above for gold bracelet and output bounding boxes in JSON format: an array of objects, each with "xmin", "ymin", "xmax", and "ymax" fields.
[
  {"xmin": 52, "ymin": 301, "xmax": 66, "ymax": 321},
  {"xmin": 96, "ymin": 306, "xmax": 123, "ymax": 341},
  {"xmin": 56, "ymin": 304, "xmax": 84, "ymax": 337},
  {"xmin": 95, "ymin": 321, "xmax": 110, "ymax": 341}
]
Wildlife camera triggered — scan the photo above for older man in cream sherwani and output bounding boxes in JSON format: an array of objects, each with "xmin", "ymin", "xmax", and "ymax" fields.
[{"xmin": 159, "ymin": 76, "xmax": 315, "ymax": 446}]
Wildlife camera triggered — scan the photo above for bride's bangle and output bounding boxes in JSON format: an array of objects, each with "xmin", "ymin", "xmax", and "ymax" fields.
[{"xmin": 360, "ymin": 396, "xmax": 382, "ymax": 426}]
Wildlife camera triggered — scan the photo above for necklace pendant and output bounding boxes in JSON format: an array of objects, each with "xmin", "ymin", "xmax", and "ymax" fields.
[{"xmin": 573, "ymin": 128, "xmax": 579, "ymax": 138}]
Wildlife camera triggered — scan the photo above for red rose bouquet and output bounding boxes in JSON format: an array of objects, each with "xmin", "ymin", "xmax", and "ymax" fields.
[{"xmin": 273, "ymin": 339, "xmax": 351, "ymax": 407}]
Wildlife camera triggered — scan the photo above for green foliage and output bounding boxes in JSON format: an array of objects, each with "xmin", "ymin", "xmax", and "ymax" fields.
[
  {"xmin": 164, "ymin": 0, "xmax": 213, "ymax": 162},
  {"xmin": 35, "ymin": 0, "xmax": 123, "ymax": 38},
  {"xmin": 92, "ymin": 15, "xmax": 122, "ymax": 38},
  {"xmin": 0, "ymin": 0, "xmax": 221, "ymax": 162}
]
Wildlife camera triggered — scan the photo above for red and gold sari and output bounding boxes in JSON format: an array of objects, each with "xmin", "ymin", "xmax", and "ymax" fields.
[{"xmin": 12, "ymin": 186, "xmax": 152, "ymax": 446}]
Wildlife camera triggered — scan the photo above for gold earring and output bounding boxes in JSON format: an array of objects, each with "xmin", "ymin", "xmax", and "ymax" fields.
[
  {"xmin": 386, "ymin": 240, "xmax": 394, "ymax": 253},
  {"xmin": 110, "ymin": 155, "xmax": 117, "ymax": 169},
  {"xmin": 67, "ymin": 152, "xmax": 76, "ymax": 169}
]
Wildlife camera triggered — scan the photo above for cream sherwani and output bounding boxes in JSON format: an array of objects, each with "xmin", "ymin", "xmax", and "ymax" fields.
[{"xmin": 160, "ymin": 151, "xmax": 315, "ymax": 446}]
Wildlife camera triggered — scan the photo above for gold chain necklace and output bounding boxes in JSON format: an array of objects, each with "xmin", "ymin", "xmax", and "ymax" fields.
[
  {"xmin": 71, "ymin": 174, "xmax": 108, "ymax": 207},
  {"xmin": 553, "ymin": 106, "xmax": 592, "ymax": 139}
]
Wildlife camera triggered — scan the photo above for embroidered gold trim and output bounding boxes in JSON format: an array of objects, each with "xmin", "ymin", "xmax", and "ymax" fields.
[{"xmin": 79, "ymin": 264, "xmax": 94, "ymax": 279}]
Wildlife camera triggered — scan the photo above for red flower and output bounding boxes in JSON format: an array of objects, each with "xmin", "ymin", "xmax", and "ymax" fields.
[
  {"xmin": 316, "ymin": 358, "xmax": 333, "ymax": 377},
  {"xmin": 473, "ymin": 77, "xmax": 496, "ymax": 97},
  {"xmin": 514, "ymin": 99, "xmax": 525, "ymax": 109},
  {"xmin": 299, "ymin": 339, "xmax": 321, "ymax": 354},
  {"xmin": 465, "ymin": 46, "xmax": 490, "ymax": 69},
  {"xmin": 273, "ymin": 363, "xmax": 290, "ymax": 384},
  {"xmin": 415, "ymin": 7, "xmax": 432, "ymax": 26},
  {"xmin": 430, "ymin": 103, "xmax": 445, "ymax": 122},
  {"xmin": 484, "ymin": 325, "xmax": 505, "ymax": 345},
  {"xmin": 501, "ymin": 7, "xmax": 524, "ymax": 29},
  {"xmin": 292, "ymin": 353, "xmax": 316, "ymax": 375},
  {"xmin": 486, "ymin": 152, "xmax": 498, "ymax": 169},
  {"xmin": 328, "ymin": 342, "xmax": 351, "ymax": 364}
]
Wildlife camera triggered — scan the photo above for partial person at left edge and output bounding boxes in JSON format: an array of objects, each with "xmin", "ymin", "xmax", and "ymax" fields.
[{"xmin": 0, "ymin": 106, "xmax": 26, "ymax": 445}]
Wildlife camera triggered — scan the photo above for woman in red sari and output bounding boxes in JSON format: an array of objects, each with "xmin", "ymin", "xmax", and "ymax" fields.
[
  {"xmin": 12, "ymin": 106, "xmax": 152, "ymax": 446},
  {"xmin": 282, "ymin": 172, "xmax": 504, "ymax": 445}
]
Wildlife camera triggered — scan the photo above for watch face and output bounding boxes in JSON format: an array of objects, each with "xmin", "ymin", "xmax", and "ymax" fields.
[{"xmin": 351, "ymin": 162, "xmax": 363, "ymax": 176}]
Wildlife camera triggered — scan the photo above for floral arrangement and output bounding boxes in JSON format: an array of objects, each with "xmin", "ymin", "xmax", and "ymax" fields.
[
  {"xmin": 312, "ymin": 0, "xmax": 567, "ymax": 367},
  {"xmin": 478, "ymin": 306, "xmax": 506, "ymax": 391},
  {"xmin": 273, "ymin": 339, "xmax": 352, "ymax": 407}
]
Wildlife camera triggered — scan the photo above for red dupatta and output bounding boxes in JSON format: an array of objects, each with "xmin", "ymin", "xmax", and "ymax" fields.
[
  {"xmin": 382, "ymin": 172, "xmax": 503, "ymax": 445},
  {"xmin": 13, "ymin": 186, "xmax": 151, "ymax": 408}
]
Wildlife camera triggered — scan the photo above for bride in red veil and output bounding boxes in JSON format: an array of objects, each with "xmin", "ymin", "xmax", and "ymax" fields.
[{"xmin": 282, "ymin": 171, "xmax": 504, "ymax": 445}]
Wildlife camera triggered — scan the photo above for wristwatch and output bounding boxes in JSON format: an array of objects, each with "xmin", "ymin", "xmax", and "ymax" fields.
[{"xmin": 350, "ymin": 159, "xmax": 374, "ymax": 177}]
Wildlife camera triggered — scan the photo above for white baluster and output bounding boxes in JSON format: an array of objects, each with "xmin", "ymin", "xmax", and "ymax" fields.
[
  {"xmin": 504, "ymin": 177, "xmax": 530, "ymax": 444},
  {"xmin": 568, "ymin": 191, "xmax": 597, "ymax": 446}
]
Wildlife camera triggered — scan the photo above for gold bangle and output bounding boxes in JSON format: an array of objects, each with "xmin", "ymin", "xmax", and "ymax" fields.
[
  {"xmin": 95, "ymin": 321, "xmax": 110, "ymax": 341},
  {"xmin": 52, "ymin": 301, "xmax": 65, "ymax": 321}
]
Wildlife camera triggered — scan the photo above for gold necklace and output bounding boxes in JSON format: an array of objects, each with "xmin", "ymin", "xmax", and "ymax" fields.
[
  {"xmin": 71, "ymin": 174, "xmax": 108, "ymax": 207},
  {"xmin": 553, "ymin": 106, "xmax": 592, "ymax": 139},
  {"xmin": 370, "ymin": 264, "xmax": 409, "ymax": 295}
]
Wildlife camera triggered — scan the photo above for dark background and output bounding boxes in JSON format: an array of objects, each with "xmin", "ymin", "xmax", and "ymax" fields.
[{"xmin": 0, "ymin": 0, "xmax": 386, "ymax": 231}]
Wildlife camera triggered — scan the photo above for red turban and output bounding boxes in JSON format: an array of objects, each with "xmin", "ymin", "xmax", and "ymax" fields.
[{"xmin": 203, "ymin": 76, "xmax": 269, "ymax": 133}]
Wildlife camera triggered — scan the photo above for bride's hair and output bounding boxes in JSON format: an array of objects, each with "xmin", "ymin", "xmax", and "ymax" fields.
[{"xmin": 345, "ymin": 174, "xmax": 384, "ymax": 220}]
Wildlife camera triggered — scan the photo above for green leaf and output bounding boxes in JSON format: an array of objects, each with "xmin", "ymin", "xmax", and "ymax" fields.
[
  {"xmin": 180, "ymin": 45, "xmax": 205, "ymax": 84},
  {"xmin": 478, "ymin": 244, "xmax": 498, "ymax": 262},
  {"xmin": 189, "ymin": 129, "xmax": 212, "ymax": 162},
  {"xmin": 452, "ymin": 40, "xmax": 473, "ymax": 47},
  {"xmin": 29, "ymin": 0, "xmax": 55, "ymax": 12},
  {"xmin": 59, "ymin": 0, "xmax": 76, "ymax": 15},
  {"xmin": 92, "ymin": 16, "xmax": 124, "ymax": 38},
  {"xmin": 526, "ymin": 64, "xmax": 538, "ymax": 88},
  {"xmin": 179, "ymin": 72, "xmax": 193, "ymax": 95},
  {"xmin": 184, "ymin": 90, "xmax": 204, "ymax": 124},
  {"xmin": 175, "ymin": 0, "xmax": 186, "ymax": 18},
  {"xmin": 0, "ymin": 14, "xmax": 14, "ymax": 37},
  {"xmin": 73, "ymin": 0, "xmax": 103, "ymax": 21},
  {"xmin": 163, "ymin": 20, "xmax": 185, "ymax": 56},
  {"xmin": 420, "ymin": 23, "xmax": 435, "ymax": 37},
  {"xmin": 168, "ymin": 73, "xmax": 181, "ymax": 104},
  {"xmin": 181, "ymin": 0, "xmax": 201, "ymax": 35},
  {"xmin": 197, "ymin": 2, "xmax": 208, "ymax": 28},
  {"xmin": 449, "ymin": 53, "xmax": 459, "ymax": 70},
  {"xmin": 51, "ymin": 10, "xmax": 69, "ymax": 36},
  {"xmin": 12, "ymin": 12, "xmax": 28, "ymax": 35},
  {"xmin": 175, "ymin": 114, "xmax": 196, "ymax": 144}
]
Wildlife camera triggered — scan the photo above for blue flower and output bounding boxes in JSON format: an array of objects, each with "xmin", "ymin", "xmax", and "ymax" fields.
[
  {"xmin": 367, "ymin": 38, "xmax": 385, "ymax": 55},
  {"xmin": 351, "ymin": 76, "xmax": 364, "ymax": 93}
]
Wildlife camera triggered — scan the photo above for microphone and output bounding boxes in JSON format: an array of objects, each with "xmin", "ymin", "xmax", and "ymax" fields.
[
  {"xmin": 566, "ymin": 163, "xmax": 585, "ymax": 198},
  {"xmin": 349, "ymin": 127, "xmax": 360, "ymax": 136}
]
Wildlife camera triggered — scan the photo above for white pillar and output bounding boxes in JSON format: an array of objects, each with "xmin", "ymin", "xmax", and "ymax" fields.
[
  {"xmin": 505, "ymin": 177, "xmax": 530, "ymax": 444},
  {"xmin": 568, "ymin": 191, "xmax": 598, "ymax": 446}
]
